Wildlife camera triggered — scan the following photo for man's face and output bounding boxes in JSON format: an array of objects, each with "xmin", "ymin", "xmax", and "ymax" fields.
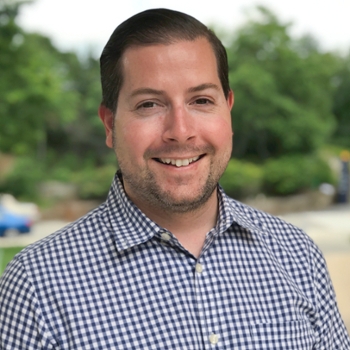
[{"xmin": 99, "ymin": 37, "xmax": 234, "ymax": 214}]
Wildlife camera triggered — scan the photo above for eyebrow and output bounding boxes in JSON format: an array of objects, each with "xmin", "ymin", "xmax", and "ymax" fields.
[
  {"xmin": 130, "ymin": 88, "xmax": 165, "ymax": 99},
  {"xmin": 130, "ymin": 83, "xmax": 221, "ymax": 99},
  {"xmin": 187, "ymin": 83, "xmax": 221, "ymax": 94}
]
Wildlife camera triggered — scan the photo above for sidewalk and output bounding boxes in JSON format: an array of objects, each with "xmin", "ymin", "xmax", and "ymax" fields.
[{"xmin": 280, "ymin": 204, "xmax": 350, "ymax": 253}]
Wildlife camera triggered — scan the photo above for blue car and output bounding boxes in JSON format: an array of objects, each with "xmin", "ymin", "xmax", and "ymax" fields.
[{"xmin": 0, "ymin": 205, "xmax": 32, "ymax": 237}]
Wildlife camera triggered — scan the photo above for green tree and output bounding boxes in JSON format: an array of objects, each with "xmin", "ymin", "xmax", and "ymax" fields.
[
  {"xmin": 0, "ymin": 0, "xmax": 79, "ymax": 157},
  {"xmin": 226, "ymin": 7, "xmax": 338, "ymax": 159},
  {"xmin": 47, "ymin": 53, "xmax": 107, "ymax": 166},
  {"xmin": 332, "ymin": 53, "xmax": 350, "ymax": 148}
]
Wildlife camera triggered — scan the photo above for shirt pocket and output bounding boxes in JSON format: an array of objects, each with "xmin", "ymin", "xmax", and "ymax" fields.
[{"xmin": 250, "ymin": 320, "xmax": 314, "ymax": 350}]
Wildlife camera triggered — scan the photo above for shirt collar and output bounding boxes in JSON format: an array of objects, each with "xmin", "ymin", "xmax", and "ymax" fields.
[
  {"xmin": 104, "ymin": 173, "xmax": 161, "ymax": 251},
  {"xmin": 104, "ymin": 173, "xmax": 264, "ymax": 251},
  {"xmin": 218, "ymin": 185, "xmax": 269, "ymax": 236}
]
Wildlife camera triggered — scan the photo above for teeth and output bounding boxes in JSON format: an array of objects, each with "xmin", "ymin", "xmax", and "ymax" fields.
[
  {"xmin": 175, "ymin": 159, "xmax": 182, "ymax": 167},
  {"xmin": 160, "ymin": 156, "xmax": 199, "ymax": 167}
]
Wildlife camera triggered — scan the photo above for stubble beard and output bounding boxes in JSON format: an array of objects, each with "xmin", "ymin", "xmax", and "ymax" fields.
[
  {"xmin": 115, "ymin": 148, "xmax": 231, "ymax": 215},
  {"xmin": 120, "ymin": 161, "xmax": 219, "ymax": 214}
]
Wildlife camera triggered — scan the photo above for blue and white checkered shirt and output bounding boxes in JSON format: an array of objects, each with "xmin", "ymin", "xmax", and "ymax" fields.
[{"xmin": 1, "ymin": 173, "xmax": 350, "ymax": 349}]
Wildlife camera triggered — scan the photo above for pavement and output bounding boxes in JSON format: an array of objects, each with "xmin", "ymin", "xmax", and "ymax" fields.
[
  {"xmin": 0, "ymin": 220, "xmax": 71, "ymax": 248},
  {"xmin": 280, "ymin": 204, "xmax": 350, "ymax": 253}
]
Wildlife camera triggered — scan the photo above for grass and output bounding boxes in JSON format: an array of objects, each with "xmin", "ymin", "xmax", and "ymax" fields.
[{"xmin": 0, "ymin": 247, "xmax": 25, "ymax": 276}]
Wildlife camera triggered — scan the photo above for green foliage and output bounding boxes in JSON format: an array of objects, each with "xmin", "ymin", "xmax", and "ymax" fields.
[
  {"xmin": 262, "ymin": 154, "xmax": 335, "ymax": 196},
  {"xmin": 332, "ymin": 53, "xmax": 350, "ymax": 148},
  {"xmin": 0, "ymin": 2, "xmax": 349, "ymax": 203},
  {"xmin": 220, "ymin": 159, "xmax": 263, "ymax": 198},
  {"xmin": 0, "ymin": 156, "xmax": 45, "ymax": 200},
  {"xmin": 48, "ymin": 54, "xmax": 107, "ymax": 164},
  {"xmin": 0, "ymin": 247, "xmax": 25, "ymax": 276},
  {"xmin": 71, "ymin": 164, "xmax": 116, "ymax": 200},
  {"xmin": 0, "ymin": 7, "xmax": 80, "ymax": 155},
  {"xmin": 0, "ymin": 1, "xmax": 104, "ymax": 162},
  {"xmin": 226, "ymin": 7, "xmax": 337, "ymax": 159},
  {"xmin": 0, "ymin": 154, "xmax": 117, "ymax": 201}
]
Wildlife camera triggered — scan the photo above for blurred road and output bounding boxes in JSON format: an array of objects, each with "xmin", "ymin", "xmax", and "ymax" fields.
[
  {"xmin": 0, "ymin": 220, "xmax": 70, "ymax": 248},
  {"xmin": 280, "ymin": 204, "xmax": 350, "ymax": 253}
]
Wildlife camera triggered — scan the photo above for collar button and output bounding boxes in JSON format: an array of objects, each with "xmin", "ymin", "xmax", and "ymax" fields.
[{"xmin": 161, "ymin": 232, "xmax": 171, "ymax": 241}]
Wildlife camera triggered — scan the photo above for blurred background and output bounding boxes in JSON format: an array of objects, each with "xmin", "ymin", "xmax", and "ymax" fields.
[{"xmin": 0, "ymin": 0, "xmax": 349, "ymax": 332}]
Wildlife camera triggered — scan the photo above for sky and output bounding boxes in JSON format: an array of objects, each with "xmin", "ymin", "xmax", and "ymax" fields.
[{"xmin": 18, "ymin": 0, "xmax": 350, "ymax": 58}]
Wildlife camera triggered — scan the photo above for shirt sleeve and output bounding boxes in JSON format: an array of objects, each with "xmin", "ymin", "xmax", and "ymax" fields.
[
  {"xmin": 0, "ymin": 255, "xmax": 56, "ymax": 350},
  {"xmin": 310, "ymin": 243, "xmax": 350, "ymax": 349}
]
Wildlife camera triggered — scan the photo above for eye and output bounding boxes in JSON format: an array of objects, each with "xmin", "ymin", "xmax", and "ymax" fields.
[
  {"xmin": 137, "ymin": 101, "xmax": 158, "ymax": 109},
  {"xmin": 193, "ymin": 98, "xmax": 213, "ymax": 105}
]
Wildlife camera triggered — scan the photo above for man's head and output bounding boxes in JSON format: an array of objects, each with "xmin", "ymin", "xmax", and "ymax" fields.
[
  {"xmin": 100, "ymin": 8, "xmax": 230, "ymax": 113},
  {"xmin": 99, "ymin": 9, "xmax": 234, "ymax": 217}
]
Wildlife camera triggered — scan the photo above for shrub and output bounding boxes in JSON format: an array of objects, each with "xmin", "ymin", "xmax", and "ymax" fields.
[
  {"xmin": 0, "ymin": 155, "xmax": 117, "ymax": 202},
  {"xmin": 0, "ymin": 156, "xmax": 45, "ymax": 201},
  {"xmin": 71, "ymin": 164, "xmax": 116, "ymax": 200},
  {"xmin": 262, "ymin": 154, "xmax": 335, "ymax": 196},
  {"xmin": 220, "ymin": 159, "xmax": 263, "ymax": 199}
]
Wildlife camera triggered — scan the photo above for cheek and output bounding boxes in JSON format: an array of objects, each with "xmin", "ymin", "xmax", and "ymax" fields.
[
  {"xmin": 115, "ymin": 119, "xmax": 160, "ymax": 160},
  {"xmin": 206, "ymin": 117, "xmax": 233, "ymax": 150}
]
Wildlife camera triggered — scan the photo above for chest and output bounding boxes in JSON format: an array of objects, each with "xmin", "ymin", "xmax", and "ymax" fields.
[{"xmin": 39, "ymin": 233, "xmax": 315, "ymax": 349}]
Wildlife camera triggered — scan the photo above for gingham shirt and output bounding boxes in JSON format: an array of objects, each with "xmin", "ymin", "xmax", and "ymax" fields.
[{"xmin": 1, "ymin": 174, "xmax": 350, "ymax": 349}]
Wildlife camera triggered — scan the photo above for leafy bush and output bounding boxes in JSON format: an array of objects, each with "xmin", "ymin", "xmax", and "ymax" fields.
[
  {"xmin": 71, "ymin": 164, "xmax": 116, "ymax": 200},
  {"xmin": 0, "ymin": 247, "xmax": 25, "ymax": 276},
  {"xmin": 262, "ymin": 154, "xmax": 335, "ymax": 196},
  {"xmin": 0, "ymin": 154, "xmax": 117, "ymax": 202},
  {"xmin": 0, "ymin": 156, "xmax": 45, "ymax": 201},
  {"xmin": 220, "ymin": 159, "xmax": 263, "ymax": 198}
]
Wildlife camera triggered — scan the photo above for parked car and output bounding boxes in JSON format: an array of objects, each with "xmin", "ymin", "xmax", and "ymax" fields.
[
  {"xmin": 0, "ymin": 204, "xmax": 32, "ymax": 237},
  {"xmin": 0, "ymin": 194, "xmax": 40, "ymax": 222}
]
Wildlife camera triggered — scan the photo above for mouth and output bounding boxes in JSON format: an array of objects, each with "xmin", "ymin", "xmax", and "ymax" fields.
[{"xmin": 154, "ymin": 155, "xmax": 203, "ymax": 168}]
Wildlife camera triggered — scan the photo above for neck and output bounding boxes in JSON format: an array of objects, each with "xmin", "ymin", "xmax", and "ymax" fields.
[{"xmin": 131, "ymin": 189, "xmax": 219, "ymax": 258}]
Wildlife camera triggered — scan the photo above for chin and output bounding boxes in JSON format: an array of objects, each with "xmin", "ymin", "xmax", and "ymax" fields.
[{"xmin": 155, "ymin": 185, "xmax": 217, "ymax": 213}]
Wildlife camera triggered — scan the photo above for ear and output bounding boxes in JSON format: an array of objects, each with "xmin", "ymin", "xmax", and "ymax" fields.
[
  {"xmin": 98, "ymin": 104, "xmax": 114, "ymax": 148},
  {"xmin": 227, "ymin": 90, "xmax": 234, "ymax": 111},
  {"xmin": 227, "ymin": 90, "xmax": 234, "ymax": 136}
]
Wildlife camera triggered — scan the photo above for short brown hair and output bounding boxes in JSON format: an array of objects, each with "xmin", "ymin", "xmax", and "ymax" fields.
[{"xmin": 100, "ymin": 8, "xmax": 230, "ymax": 113}]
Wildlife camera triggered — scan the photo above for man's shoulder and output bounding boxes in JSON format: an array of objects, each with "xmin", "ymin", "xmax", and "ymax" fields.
[
  {"xmin": 224, "ymin": 195, "xmax": 315, "ymax": 251},
  {"xmin": 13, "ymin": 202, "xmax": 110, "ymax": 267},
  {"xmin": 222, "ymin": 195, "xmax": 325, "ymax": 276}
]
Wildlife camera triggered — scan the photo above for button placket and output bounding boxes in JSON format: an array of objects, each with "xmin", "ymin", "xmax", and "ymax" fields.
[
  {"xmin": 194, "ymin": 258, "xmax": 222, "ymax": 349},
  {"xmin": 194, "ymin": 259, "xmax": 206, "ymax": 347}
]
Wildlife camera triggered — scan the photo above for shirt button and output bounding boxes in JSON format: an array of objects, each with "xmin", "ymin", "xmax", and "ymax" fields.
[
  {"xmin": 209, "ymin": 333, "xmax": 219, "ymax": 345},
  {"xmin": 161, "ymin": 232, "xmax": 171, "ymax": 241},
  {"xmin": 195, "ymin": 263, "xmax": 203, "ymax": 274}
]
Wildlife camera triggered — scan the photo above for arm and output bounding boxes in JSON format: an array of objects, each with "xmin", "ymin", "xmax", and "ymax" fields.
[
  {"xmin": 0, "ymin": 255, "xmax": 56, "ymax": 350},
  {"xmin": 310, "ymin": 244, "xmax": 350, "ymax": 349}
]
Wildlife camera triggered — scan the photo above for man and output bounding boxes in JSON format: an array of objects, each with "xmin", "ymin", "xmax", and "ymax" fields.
[{"xmin": 1, "ymin": 8, "xmax": 349, "ymax": 349}]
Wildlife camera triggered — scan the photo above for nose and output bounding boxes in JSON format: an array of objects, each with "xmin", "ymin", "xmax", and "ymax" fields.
[{"xmin": 162, "ymin": 105, "xmax": 196, "ymax": 143}]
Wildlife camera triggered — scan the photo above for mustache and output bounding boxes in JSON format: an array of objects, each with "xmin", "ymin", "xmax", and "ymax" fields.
[{"xmin": 144, "ymin": 144, "xmax": 215, "ymax": 158}]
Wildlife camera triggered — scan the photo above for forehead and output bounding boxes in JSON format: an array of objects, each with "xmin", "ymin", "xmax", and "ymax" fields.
[
  {"xmin": 122, "ymin": 35, "xmax": 215, "ymax": 57},
  {"xmin": 119, "ymin": 38, "xmax": 219, "ymax": 86}
]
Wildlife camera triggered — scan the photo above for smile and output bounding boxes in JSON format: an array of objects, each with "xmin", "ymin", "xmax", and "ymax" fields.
[{"xmin": 156, "ymin": 156, "xmax": 200, "ymax": 167}]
